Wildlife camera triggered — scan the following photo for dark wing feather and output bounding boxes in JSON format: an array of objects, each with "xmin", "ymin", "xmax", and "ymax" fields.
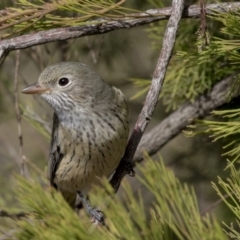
[{"xmin": 49, "ymin": 113, "xmax": 63, "ymax": 189}]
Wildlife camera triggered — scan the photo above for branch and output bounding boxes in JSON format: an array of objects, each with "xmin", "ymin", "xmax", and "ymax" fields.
[
  {"xmin": 0, "ymin": 209, "xmax": 29, "ymax": 219},
  {"xmin": 200, "ymin": 193, "xmax": 229, "ymax": 216},
  {"xmin": 14, "ymin": 50, "xmax": 25, "ymax": 176},
  {"xmin": 133, "ymin": 73, "xmax": 239, "ymax": 164},
  {"xmin": 0, "ymin": 2, "xmax": 239, "ymax": 64},
  {"xmin": 110, "ymin": 0, "xmax": 184, "ymax": 192}
]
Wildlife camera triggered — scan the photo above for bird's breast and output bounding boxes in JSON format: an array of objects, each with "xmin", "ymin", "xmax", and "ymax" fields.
[{"xmin": 54, "ymin": 111, "xmax": 129, "ymax": 192}]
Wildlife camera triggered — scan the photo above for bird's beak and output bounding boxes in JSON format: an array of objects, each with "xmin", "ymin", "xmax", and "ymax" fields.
[{"xmin": 22, "ymin": 83, "xmax": 48, "ymax": 95}]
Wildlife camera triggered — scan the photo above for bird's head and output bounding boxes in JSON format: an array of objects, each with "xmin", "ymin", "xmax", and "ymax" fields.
[{"xmin": 22, "ymin": 62, "xmax": 113, "ymax": 114}]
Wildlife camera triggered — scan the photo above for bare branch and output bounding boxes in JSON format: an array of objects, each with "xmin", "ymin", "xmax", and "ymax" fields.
[
  {"xmin": 200, "ymin": 193, "xmax": 229, "ymax": 216},
  {"xmin": 110, "ymin": 0, "xmax": 184, "ymax": 192},
  {"xmin": 85, "ymin": 36, "xmax": 98, "ymax": 64},
  {"xmin": 133, "ymin": 74, "xmax": 240, "ymax": 163},
  {"xmin": 0, "ymin": 209, "xmax": 29, "ymax": 219},
  {"xmin": 0, "ymin": 2, "xmax": 239, "ymax": 64},
  {"xmin": 14, "ymin": 50, "xmax": 25, "ymax": 176},
  {"xmin": 198, "ymin": 0, "xmax": 209, "ymax": 50},
  {"xmin": 22, "ymin": 107, "xmax": 51, "ymax": 134}
]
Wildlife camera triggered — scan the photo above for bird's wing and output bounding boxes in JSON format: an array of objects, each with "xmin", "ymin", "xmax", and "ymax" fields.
[{"xmin": 49, "ymin": 113, "xmax": 63, "ymax": 189}]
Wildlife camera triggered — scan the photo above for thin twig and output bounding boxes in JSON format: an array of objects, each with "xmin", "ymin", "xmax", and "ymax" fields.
[
  {"xmin": 14, "ymin": 50, "xmax": 25, "ymax": 176},
  {"xmin": 85, "ymin": 36, "xmax": 98, "ymax": 64},
  {"xmin": 23, "ymin": 109, "xmax": 51, "ymax": 134},
  {"xmin": 0, "ymin": 210, "xmax": 29, "ymax": 219},
  {"xmin": 198, "ymin": 0, "xmax": 209, "ymax": 50},
  {"xmin": 57, "ymin": 40, "xmax": 69, "ymax": 62},
  {"xmin": 25, "ymin": 47, "xmax": 45, "ymax": 72},
  {"xmin": 110, "ymin": 0, "xmax": 185, "ymax": 192},
  {"xmin": 201, "ymin": 194, "xmax": 229, "ymax": 216},
  {"xmin": 24, "ymin": 156, "xmax": 46, "ymax": 176},
  {"xmin": 0, "ymin": 2, "xmax": 239, "ymax": 66}
]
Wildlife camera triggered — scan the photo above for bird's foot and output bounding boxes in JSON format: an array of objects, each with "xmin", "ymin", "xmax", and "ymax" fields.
[
  {"xmin": 77, "ymin": 191, "xmax": 105, "ymax": 225},
  {"xmin": 123, "ymin": 160, "xmax": 135, "ymax": 177},
  {"xmin": 89, "ymin": 208, "xmax": 105, "ymax": 225}
]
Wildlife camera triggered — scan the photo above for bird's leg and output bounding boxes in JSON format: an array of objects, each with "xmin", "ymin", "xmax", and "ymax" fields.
[{"xmin": 77, "ymin": 191, "xmax": 105, "ymax": 225}]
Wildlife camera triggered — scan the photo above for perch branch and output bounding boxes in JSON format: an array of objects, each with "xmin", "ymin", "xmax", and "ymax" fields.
[
  {"xmin": 133, "ymin": 73, "xmax": 240, "ymax": 164},
  {"xmin": 0, "ymin": 2, "xmax": 239, "ymax": 65},
  {"xmin": 110, "ymin": 0, "xmax": 184, "ymax": 192},
  {"xmin": 0, "ymin": 210, "xmax": 29, "ymax": 219}
]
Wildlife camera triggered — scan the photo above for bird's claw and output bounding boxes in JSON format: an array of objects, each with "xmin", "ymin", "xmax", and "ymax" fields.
[
  {"xmin": 123, "ymin": 160, "xmax": 135, "ymax": 177},
  {"xmin": 90, "ymin": 208, "xmax": 105, "ymax": 225},
  {"xmin": 77, "ymin": 191, "xmax": 105, "ymax": 225}
]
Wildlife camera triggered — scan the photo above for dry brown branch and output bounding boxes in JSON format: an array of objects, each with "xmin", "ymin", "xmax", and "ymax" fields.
[
  {"xmin": 14, "ymin": 50, "xmax": 25, "ymax": 176},
  {"xmin": 24, "ymin": 156, "xmax": 46, "ymax": 176},
  {"xmin": 0, "ymin": 209, "xmax": 29, "ymax": 219},
  {"xmin": 0, "ymin": 2, "xmax": 239, "ymax": 66},
  {"xmin": 200, "ymin": 193, "xmax": 229, "ymax": 216},
  {"xmin": 110, "ymin": 0, "xmax": 184, "ymax": 192},
  {"xmin": 85, "ymin": 36, "xmax": 98, "ymax": 64},
  {"xmin": 22, "ymin": 109, "xmax": 51, "ymax": 134},
  {"xmin": 198, "ymin": 0, "xmax": 209, "ymax": 50}
]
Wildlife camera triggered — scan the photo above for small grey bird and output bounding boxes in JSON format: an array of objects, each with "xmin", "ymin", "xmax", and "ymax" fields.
[{"xmin": 22, "ymin": 62, "xmax": 129, "ymax": 220}]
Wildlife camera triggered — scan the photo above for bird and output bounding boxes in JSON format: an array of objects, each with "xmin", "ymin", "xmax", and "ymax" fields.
[{"xmin": 22, "ymin": 62, "xmax": 129, "ymax": 222}]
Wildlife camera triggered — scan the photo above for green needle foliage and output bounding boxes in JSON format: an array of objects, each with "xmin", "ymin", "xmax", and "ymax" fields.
[
  {"xmin": 0, "ymin": 0, "xmax": 137, "ymax": 38},
  {"xmin": 180, "ymin": 10, "xmax": 240, "ymax": 166},
  {"xmin": 186, "ymin": 109, "xmax": 240, "ymax": 165},
  {"xmin": 213, "ymin": 161, "xmax": 240, "ymax": 239},
  {"xmin": 131, "ymin": 7, "xmax": 240, "ymax": 111},
  {"xmin": 1, "ymin": 155, "xmax": 231, "ymax": 240},
  {"xmin": 138, "ymin": 154, "xmax": 226, "ymax": 240}
]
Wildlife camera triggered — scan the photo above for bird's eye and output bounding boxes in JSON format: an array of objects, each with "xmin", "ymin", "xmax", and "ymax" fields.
[{"xmin": 58, "ymin": 78, "xmax": 69, "ymax": 86}]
